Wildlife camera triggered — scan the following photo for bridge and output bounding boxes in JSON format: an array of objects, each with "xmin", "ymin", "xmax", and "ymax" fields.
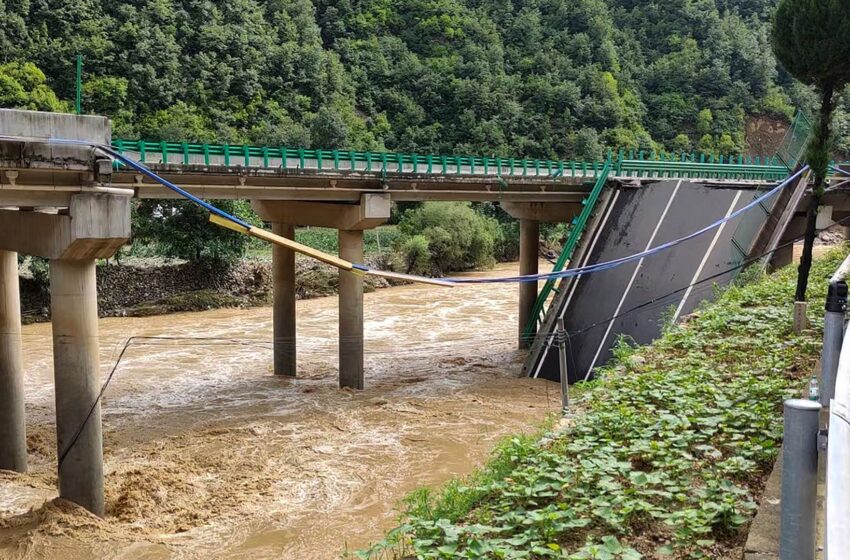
[{"xmin": 0, "ymin": 108, "xmax": 847, "ymax": 517}]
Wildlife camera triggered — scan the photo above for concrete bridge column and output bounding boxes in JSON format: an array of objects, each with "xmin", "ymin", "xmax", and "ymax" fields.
[
  {"xmin": 339, "ymin": 229, "xmax": 365, "ymax": 389},
  {"xmin": 502, "ymin": 202, "xmax": 582, "ymax": 350},
  {"xmin": 50, "ymin": 258, "xmax": 104, "ymax": 516},
  {"xmin": 0, "ymin": 193, "xmax": 130, "ymax": 516},
  {"xmin": 519, "ymin": 219, "xmax": 540, "ymax": 348},
  {"xmin": 0, "ymin": 250, "xmax": 27, "ymax": 472},
  {"xmin": 252, "ymin": 194, "xmax": 390, "ymax": 389},
  {"xmin": 272, "ymin": 223, "xmax": 296, "ymax": 377}
]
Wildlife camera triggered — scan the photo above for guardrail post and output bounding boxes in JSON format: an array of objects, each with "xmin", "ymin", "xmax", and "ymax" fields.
[
  {"xmin": 823, "ymin": 280, "xmax": 848, "ymax": 406},
  {"xmin": 780, "ymin": 398, "xmax": 822, "ymax": 560}
]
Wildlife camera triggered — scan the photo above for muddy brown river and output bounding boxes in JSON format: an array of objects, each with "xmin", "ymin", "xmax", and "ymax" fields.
[{"xmin": 0, "ymin": 261, "xmax": 559, "ymax": 559}]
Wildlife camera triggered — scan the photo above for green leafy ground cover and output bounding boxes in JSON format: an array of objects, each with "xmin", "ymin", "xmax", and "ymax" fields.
[{"xmin": 358, "ymin": 248, "xmax": 846, "ymax": 560}]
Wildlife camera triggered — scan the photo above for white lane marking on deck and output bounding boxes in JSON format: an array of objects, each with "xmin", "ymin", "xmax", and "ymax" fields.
[
  {"xmin": 585, "ymin": 180, "xmax": 682, "ymax": 380},
  {"xmin": 532, "ymin": 190, "xmax": 621, "ymax": 379},
  {"xmin": 672, "ymin": 190, "xmax": 744, "ymax": 322}
]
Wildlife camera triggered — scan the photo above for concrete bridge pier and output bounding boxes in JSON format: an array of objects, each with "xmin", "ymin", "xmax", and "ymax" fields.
[
  {"xmin": 50, "ymin": 258, "xmax": 104, "ymax": 515},
  {"xmin": 0, "ymin": 109, "xmax": 129, "ymax": 515},
  {"xmin": 502, "ymin": 202, "xmax": 582, "ymax": 349},
  {"xmin": 271, "ymin": 223, "xmax": 297, "ymax": 377},
  {"xmin": 339, "ymin": 229, "xmax": 365, "ymax": 389},
  {"xmin": 253, "ymin": 194, "xmax": 390, "ymax": 389},
  {"xmin": 0, "ymin": 250, "xmax": 27, "ymax": 472},
  {"xmin": 518, "ymin": 219, "xmax": 540, "ymax": 349},
  {"xmin": 0, "ymin": 194, "xmax": 130, "ymax": 516}
]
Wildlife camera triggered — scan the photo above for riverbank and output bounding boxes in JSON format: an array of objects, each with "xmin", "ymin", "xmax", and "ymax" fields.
[
  {"xmin": 359, "ymin": 248, "xmax": 847, "ymax": 559},
  {"xmin": 18, "ymin": 255, "xmax": 399, "ymax": 323}
]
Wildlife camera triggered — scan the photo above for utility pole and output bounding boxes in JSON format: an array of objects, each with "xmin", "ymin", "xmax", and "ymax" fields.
[
  {"xmin": 557, "ymin": 317, "xmax": 569, "ymax": 414},
  {"xmin": 75, "ymin": 55, "xmax": 82, "ymax": 115}
]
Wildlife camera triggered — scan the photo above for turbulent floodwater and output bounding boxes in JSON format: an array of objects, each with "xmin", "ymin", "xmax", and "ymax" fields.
[{"xmin": 0, "ymin": 262, "xmax": 559, "ymax": 559}]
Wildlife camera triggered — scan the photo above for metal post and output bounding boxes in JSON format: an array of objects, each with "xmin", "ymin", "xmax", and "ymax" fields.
[
  {"xmin": 780, "ymin": 398, "xmax": 822, "ymax": 560},
  {"xmin": 557, "ymin": 317, "xmax": 569, "ymax": 413},
  {"xmin": 822, "ymin": 280, "xmax": 848, "ymax": 406},
  {"xmin": 75, "ymin": 55, "xmax": 82, "ymax": 115}
]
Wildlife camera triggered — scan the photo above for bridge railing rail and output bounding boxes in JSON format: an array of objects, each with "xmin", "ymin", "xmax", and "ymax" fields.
[
  {"xmin": 111, "ymin": 139, "xmax": 607, "ymax": 179},
  {"xmin": 110, "ymin": 139, "xmax": 801, "ymax": 182}
]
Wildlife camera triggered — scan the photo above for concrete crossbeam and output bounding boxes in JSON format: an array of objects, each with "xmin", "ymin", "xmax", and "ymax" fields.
[
  {"xmin": 252, "ymin": 193, "xmax": 391, "ymax": 230},
  {"xmin": 501, "ymin": 202, "xmax": 582, "ymax": 223},
  {"xmin": 0, "ymin": 193, "xmax": 130, "ymax": 259}
]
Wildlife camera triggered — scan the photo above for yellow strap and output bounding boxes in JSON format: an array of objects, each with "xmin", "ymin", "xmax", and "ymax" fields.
[
  {"xmin": 209, "ymin": 214, "xmax": 354, "ymax": 271},
  {"xmin": 209, "ymin": 214, "xmax": 454, "ymax": 287}
]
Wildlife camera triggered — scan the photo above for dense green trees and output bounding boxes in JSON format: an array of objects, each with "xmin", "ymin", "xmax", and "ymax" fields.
[
  {"xmin": 0, "ymin": 62, "xmax": 66, "ymax": 112},
  {"xmin": 132, "ymin": 199, "xmax": 260, "ymax": 263},
  {"xmin": 0, "ymin": 0, "xmax": 832, "ymax": 160}
]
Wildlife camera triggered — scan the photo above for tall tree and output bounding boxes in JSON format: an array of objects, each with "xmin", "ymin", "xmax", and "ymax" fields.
[{"xmin": 772, "ymin": 0, "xmax": 850, "ymax": 301}]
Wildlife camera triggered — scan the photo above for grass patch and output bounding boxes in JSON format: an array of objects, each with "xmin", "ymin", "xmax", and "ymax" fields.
[{"xmin": 356, "ymin": 247, "xmax": 846, "ymax": 560}]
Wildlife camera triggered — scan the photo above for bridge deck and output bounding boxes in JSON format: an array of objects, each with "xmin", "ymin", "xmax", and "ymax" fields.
[{"xmin": 0, "ymin": 136, "xmax": 815, "ymax": 206}]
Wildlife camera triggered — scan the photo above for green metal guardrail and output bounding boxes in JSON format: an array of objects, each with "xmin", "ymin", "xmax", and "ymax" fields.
[
  {"xmin": 110, "ymin": 139, "xmax": 606, "ymax": 179},
  {"xmin": 520, "ymin": 161, "xmax": 612, "ymax": 343},
  {"xmin": 617, "ymin": 159, "xmax": 789, "ymax": 181},
  {"xmin": 110, "ymin": 139, "xmax": 799, "ymax": 182}
]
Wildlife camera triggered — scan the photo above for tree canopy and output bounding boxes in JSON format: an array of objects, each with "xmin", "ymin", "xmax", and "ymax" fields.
[
  {"xmin": 772, "ymin": 0, "xmax": 850, "ymax": 91},
  {"xmin": 771, "ymin": 0, "xmax": 850, "ymax": 301},
  {"xmin": 0, "ymin": 0, "xmax": 828, "ymax": 159}
]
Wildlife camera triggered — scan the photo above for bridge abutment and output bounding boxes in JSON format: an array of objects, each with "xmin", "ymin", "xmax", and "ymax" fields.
[
  {"xmin": 252, "ymin": 194, "xmax": 390, "ymax": 389},
  {"xmin": 0, "ymin": 250, "xmax": 27, "ymax": 473}
]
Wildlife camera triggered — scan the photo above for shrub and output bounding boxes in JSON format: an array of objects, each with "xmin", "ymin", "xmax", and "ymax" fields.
[
  {"xmin": 394, "ymin": 234, "xmax": 431, "ymax": 275},
  {"xmin": 394, "ymin": 202, "xmax": 498, "ymax": 275}
]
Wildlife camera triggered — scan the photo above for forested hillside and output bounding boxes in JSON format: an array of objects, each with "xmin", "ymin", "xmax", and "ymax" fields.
[{"xmin": 2, "ymin": 0, "xmax": 846, "ymax": 159}]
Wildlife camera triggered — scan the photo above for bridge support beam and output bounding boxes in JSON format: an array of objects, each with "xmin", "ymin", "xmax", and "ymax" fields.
[
  {"xmin": 0, "ymin": 250, "xmax": 26, "ymax": 473},
  {"xmin": 339, "ymin": 229, "xmax": 365, "ymax": 389},
  {"xmin": 252, "ymin": 194, "xmax": 390, "ymax": 389},
  {"xmin": 502, "ymin": 202, "xmax": 581, "ymax": 349},
  {"xmin": 50, "ymin": 258, "xmax": 104, "ymax": 516},
  {"xmin": 272, "ymin": 223, "xmax": 296, "ymax": 377},
  {"xmin": 519, "ymin": 219, "xmax": 540, "ymax": 348}
]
